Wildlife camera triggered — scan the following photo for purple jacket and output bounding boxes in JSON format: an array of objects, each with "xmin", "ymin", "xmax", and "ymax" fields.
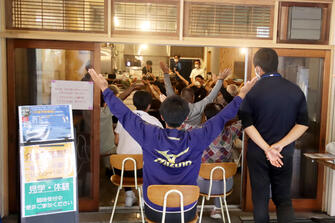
[{"xmin": 103, "ymin": 89, "xmax": 242, "ymax": 212}]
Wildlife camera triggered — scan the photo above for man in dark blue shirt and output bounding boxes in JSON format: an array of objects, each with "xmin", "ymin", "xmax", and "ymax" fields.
[{"xmin": 239, "ymin": 48, "xmax": 309, "ymax": 223}]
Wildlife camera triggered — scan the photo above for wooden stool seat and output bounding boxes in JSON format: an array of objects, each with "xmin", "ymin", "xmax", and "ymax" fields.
[
  {"xmin": 200, "ymin": 189, "xmax": 233, "ymax": 198},
  {"xmin": 110, "ymin": 175, "xmax": 143, "ymax": 187}
]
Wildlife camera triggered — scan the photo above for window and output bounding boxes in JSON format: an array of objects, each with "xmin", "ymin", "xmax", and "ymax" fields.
[
  {"xmin": 6, "ymin": 0, "xmax": 107, "ymax": 33},
  {"xmin": 112, "ymin": 0, "xmax": 179, "ymax": 35},
  {"xmin": 184, "ymin": 2, "xmax": 274, "ymax": 39},
  {"xmin": 278, "ymin": 2, "xmax": 331, "ymax": 44}
]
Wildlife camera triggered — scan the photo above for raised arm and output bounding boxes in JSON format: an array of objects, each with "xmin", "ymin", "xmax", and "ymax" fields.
[
  {"xmin": 118, "ymin": 83, "xmax": 142, "ymax": 101},
  {"xmin": 160, "ymin": 62, "xmax": 176, "ymax": 97},
  {"xmin": 176, "ymin": 71, "xmax": 189, "ymax": 86},
  {"xmin": 190, "ymin": 77, "xmax": 258, "ymax": 149},
  {"xmin": 193, "ymin": 68, "xmax": 231, "ymax": 112},
  {"xmin": 88, "ymin": 69, "xmax": 160, "ymax": 147}
]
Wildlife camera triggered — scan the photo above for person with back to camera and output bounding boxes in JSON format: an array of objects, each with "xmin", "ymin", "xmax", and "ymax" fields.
[
  {"xmin": 114, "ymin": 90, "xmax": 163, "ymax": 207},
  {"xmin": 197, "ymin": 102, "xmax": 242, "ymax": 219},
  {"xmin": 88, "ymin": 67, "xmax": 257, "ymax": 222},
  {"xmin": 239, "ymin": 48, "xmax": 309, "ymax": 223},
  {"xmin": 162, "ymin": 62, "xmax": 229, "ymax": 127}
]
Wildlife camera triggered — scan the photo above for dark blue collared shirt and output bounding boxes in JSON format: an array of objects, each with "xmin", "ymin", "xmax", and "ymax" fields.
[{"xmin": 239, "ymin": 73, "xmax": 308, "ymax": 148}]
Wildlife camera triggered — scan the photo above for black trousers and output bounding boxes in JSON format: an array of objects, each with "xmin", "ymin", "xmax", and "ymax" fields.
[
  {"xmin": 144, "ymin": 204, "xmax": 197, "ymax": 223},
  {"xmin": 247, "ymin": 145, "xmax": 295, "ymax": 223}
]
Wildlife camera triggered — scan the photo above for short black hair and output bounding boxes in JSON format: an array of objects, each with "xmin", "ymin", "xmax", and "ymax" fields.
[
  {"xmin": 133, "ymin": 91, "xmax": 152, "ymax": 111},
  {"xmin": 146, "ymin": 60, "xmax": 152, "ymax": 65},
  {"xmin": 181, "ymin": 88, "xmax": 195, "ymax": 103},
  {"xmin": 194, "ymin": 59, "xmax": 201, "ymax": 64},
  {"xmin": 174, "ymin": 55, "xmax": 180, "ymax": 59},
  {"xmin": 175, "ymin": 80, "xmax": 187, "ymax": 95},
  {"xmin": 195, "ymin": 75, "xmax": 204, "ymax": 80},
  {"xmin": 85, "ymin": 64, "xmax": 92, "ymax": 71},
  {"xmin": 204, "ymin": 103, "xmax": 223, "ymax": 120},
  {"xmin": 159, "ymin": 95, "xmax": 190, "ymax": 128},
  {"xmin": 253, "ymin": 48, "xmax": 278, "ymax": 74}
]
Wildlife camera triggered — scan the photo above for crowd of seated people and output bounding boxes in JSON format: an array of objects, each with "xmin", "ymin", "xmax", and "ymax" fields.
[{"xmin": 96, "ymin": 59, "xmax": 250, "ymax": 222}]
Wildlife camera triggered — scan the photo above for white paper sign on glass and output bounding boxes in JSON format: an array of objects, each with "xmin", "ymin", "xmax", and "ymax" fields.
[{"xmin": 51, "ymin": 80, "xmax": 93, "ymax": 110}]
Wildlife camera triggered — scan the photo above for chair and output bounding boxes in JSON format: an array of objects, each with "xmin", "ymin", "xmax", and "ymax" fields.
[
  {"xmin": 146, "ymin": 185, "xmax": 200, "ymax": 223},
  {"xmin": 109, "ymin": 154, "xmax": 144, "ymax": 223},
  {"xmin": 198, "ymin": 163, "xmax": 237, "ymax": 223}
]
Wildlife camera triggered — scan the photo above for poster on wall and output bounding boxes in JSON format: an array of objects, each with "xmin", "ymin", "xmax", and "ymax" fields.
[
  {"xmin": 18, "ymin": 105, "xmax": 74, "ymax": 144},
  {"xmin": 18, "ymin": 104, "xmax": 78, "ymax": 222},
  {"xmin": 51, "ymin": 80, "xmax": 93, "ymax": 110},
  {"xmin": 20, "ymin": 142, "xmax": 77, "ymax": 217}
]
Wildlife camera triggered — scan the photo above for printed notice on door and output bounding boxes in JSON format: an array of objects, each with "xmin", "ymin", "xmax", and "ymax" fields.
[
  {"xmin": 20, "ymin": 142, "xmax": 77, "ymax": 217},
  {"xmin": 51, "ymin": 80, "xmax": 93, "ymax": 110}
]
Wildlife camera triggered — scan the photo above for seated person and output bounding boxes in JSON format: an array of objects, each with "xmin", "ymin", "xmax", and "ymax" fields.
[
  {"xmin": 163, "ymin": 62, "xmax": 228, "ymax": 126},
  {"xmin": 88, "ymin": 68, "xmax": 256, "ymax": 223},
  {"xmin": 142, "ymin": 60, "xmax": 153, "ymax": 76},
  {"xmin": 100, "ymin": 85, "xmax": 119, "ymax": 170},
  {"xmin": 197, "ymin": 103, "xmax": 242, "ymax": 219},
  {"xmin": 114, "ymin": 90, "xmax": 163, "ymax": 207},
  {"xmin": 226, "ymin": 84, "xmax": 239, "ymax": 97},
  {"xmin": 190, "ymin": 75, "xmax": 208, "ymax": 102}
]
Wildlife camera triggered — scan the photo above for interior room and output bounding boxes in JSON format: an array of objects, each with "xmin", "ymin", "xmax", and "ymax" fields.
[{"xmin": 98, "ymin": 44, "xmax": 247, "ymax": 208}]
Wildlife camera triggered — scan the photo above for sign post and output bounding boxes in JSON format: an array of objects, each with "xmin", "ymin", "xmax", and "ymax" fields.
[{"xmin": 18, "ymin": 105, "xmax": 78, "ymax": 223}]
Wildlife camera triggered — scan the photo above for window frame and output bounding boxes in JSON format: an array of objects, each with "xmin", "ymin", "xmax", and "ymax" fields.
[
  {"xmin": 111, "ymin": 0, "xmax": 180, "ymax": 38},
  {"xmin": 277, "ymin": 2, "xmax": 332, "ymax": 45}
]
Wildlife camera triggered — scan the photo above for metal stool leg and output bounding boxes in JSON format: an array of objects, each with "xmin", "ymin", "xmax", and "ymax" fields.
[
  {"xmin": 137, "ymin": 186, "xmax": 145, "ymax": 223},
  {"xmin": 199, "ymin": 196, "xmax": 206, "ymax": 223},
  {"xmin": 109, "ymin": 187, "xmax": 121, "ymax": 223},
  {"xmin": 219, "ymin": 197, "xmax": 226, "ymax": 223},
  {"xmin": 223, "ymin": 197, "xmax": 231, "ymax": 223}
]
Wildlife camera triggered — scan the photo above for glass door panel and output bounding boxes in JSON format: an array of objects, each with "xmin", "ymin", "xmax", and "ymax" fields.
[
  {"xmin": 243, "ymin": 49, "xmax": 330, "ymax": 211},
  {"xmin": 278, "ymin": 57, "xmax": 323, "ymax": 199},
  {"xmin": 7, "ymin": 40, "xmax": 100, "ymax": 212}
]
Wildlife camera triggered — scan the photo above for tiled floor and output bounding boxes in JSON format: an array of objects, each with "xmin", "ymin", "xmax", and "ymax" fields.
[{"xmin": 2, "ymin": 210, "xmax": 334, "ymax": 223}]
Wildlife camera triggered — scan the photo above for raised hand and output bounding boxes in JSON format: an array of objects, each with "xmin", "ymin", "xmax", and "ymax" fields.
[
  {"xmin": 238, "ymin": 77, "xmax": 258, "ymax": 99},
  {"xmin": 160, "ymin": 62, "xmax": 170, "ymax": 74},
  {"xmin": 88, "ymin": 69, "xmax": 108, "ymax": 92},
  {"xmin": 217, "ymin": 68, "xmax": 232, "ymax": 80}
]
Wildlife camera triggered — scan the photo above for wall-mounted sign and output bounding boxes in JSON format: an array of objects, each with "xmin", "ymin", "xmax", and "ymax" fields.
[
  {"xmin": 51, "ymin": 80, "xmax": 93, "ymax": 110},
  {"xmin": 20, "ymin": 143, "xmax": 77, "ymax": 217},
  {"xmin": 18, "ymin": 105, "xmax": 74, "ymax": 144},
  {"xmin": 18, "ymin": 105, "xmax": 78, "ymax": 222}
]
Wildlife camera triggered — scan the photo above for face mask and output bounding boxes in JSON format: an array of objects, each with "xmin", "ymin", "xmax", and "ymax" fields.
[
  {"xmin": 174, "ymin": 59, "xmax": 178, "ymax": 63},
  {"xmin": 255, "ymin": 67, "xmax": 261, "ymax": 79},
  {"xmin": 195, "ymin": 64, "xmax": 199, "ymax": 68},
  {"xmin": 194, "ymin": 81, "xmax": 201, "ymax": 87}
]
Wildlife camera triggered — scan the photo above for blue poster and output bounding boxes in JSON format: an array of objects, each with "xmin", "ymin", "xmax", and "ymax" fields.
[{"xmin": 19, "ymin": 105, "xmax": 74, "ymax": 143}]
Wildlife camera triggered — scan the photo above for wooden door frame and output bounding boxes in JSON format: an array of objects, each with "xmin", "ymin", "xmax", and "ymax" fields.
[
  {"xmin": 241, "ymin": 48, "xmax": 331, "ymax": 211},
  {"xmin": 6, "ymin": 39, "xmax": 101, "ymax": 213}
]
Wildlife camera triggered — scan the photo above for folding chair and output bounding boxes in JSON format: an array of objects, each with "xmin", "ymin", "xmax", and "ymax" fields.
[
  {"xmin": 109, "ymin": 154, "xmax": 144, "ymax": 223},
  {"xmin": 198, "ymin": 163, "xmax": 237, "ymax": 223},
  {"xmin": 146, "ymin": 185, "xmax": 200, "ymax": 223}
]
